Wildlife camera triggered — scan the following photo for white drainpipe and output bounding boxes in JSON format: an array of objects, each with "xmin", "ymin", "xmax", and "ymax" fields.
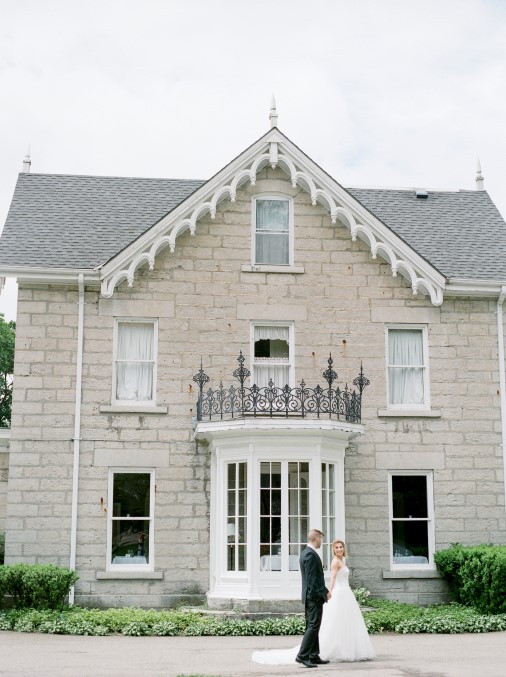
[
  {"xmin": 69, "ymin": 274, "xmax": 85, "ymax": 604},
  {"xmin": 497, "ymin": 286, "xmax": 506, "ymax": 518}
]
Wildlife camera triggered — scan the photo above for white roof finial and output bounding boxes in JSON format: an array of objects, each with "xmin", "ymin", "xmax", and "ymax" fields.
[
  {"xmin": 269, "ymin": 95, "xmax": 278, "ymax": 129},
  {"xmin": 22, "ymin": 146, "xmax": 31, "ymax": 173},
  {"xmin": 476, "ymin": 157, "xmax": 484, "ymax": 191}
]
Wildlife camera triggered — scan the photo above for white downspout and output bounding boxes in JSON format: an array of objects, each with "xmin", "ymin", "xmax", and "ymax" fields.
[
  {"xmin": 69, "ymin": 274, "xmax": 85, "ymax": 604},
  {"xmin": 496, "ymin": 286, "xmax": 506, "ymax": 518}
]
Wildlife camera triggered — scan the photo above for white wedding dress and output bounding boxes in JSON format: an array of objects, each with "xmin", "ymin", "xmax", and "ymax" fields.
[{"xmin": 252, "ymin": 566, "xmax": 375, "ymax": 665}]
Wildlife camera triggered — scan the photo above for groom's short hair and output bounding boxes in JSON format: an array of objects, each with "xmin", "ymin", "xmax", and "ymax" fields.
[{"xmin": 307, "ymin": 529, "xmax": 324, "ymax": 543}]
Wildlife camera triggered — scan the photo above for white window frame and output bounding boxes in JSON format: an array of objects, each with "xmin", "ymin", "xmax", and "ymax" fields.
[
  {"xmin": 321, "ymin": 462, "xmax": 338, "ymax": 571},
  {"xmin": 251, "ymin": 195, "xmax": 294, "ymax": 267},
  {"xmin": 107, "ymin": 468, "xmax": 155, "ymax": 572},
  {"xmin": 207, "ymin": 429, "xmax": 347, "ymax": 603},
  {"xmin": 112, "ymin": 318, "xmax": 158, "ymax": 406},
  {"xmin": 385, "ymin": 324, "xmax": 430, "ymax": 410},
  {"xmin": 388, "ymin": 470, "xmax": 435, "ymax": 570},
  {"xmin": 250, "ymin": 321, "xmax": 295, "ymax": 387}
]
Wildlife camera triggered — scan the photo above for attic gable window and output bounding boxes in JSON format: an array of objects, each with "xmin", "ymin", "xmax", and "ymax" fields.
[{"xmin": 253, "ymin": 197, "xmax": 292, "ymax": 266}]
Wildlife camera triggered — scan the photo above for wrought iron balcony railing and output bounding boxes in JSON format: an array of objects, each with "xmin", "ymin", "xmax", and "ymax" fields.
[{"xmin": 193, "ymin": 352, "xmax": 369, "ymax": 424}]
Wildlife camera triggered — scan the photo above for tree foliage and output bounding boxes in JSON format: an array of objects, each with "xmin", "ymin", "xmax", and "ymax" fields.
[{"xmin": 0, "ymin": 314, "xmax": 15, "ymax": 427}]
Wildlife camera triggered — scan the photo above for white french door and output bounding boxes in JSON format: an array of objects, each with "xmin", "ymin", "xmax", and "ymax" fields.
[{"xmin": 259, "ymin": 460, "xmax": 309, "ymax": 573}]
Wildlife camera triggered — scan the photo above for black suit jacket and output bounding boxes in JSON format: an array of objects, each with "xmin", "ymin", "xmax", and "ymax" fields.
[{"xmin": 299, "ymin": 546, "xmax": 328, "ymax": 604}]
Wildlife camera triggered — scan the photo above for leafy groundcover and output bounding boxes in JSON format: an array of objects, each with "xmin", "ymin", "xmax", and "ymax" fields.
[{"xmin": 1, "ymin": 601, "xmax": 506, "ymax": 636}]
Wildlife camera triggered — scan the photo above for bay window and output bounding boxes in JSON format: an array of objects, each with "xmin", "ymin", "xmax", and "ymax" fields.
[{"xmin": 227, "ymin": 462, "xmax": 247, "ymax": 572}]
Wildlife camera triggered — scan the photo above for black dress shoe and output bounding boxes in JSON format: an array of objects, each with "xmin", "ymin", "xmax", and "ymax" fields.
[
  {"xmin": 295, "ymin": 657, "xmax": 318, "ymax": 668},
  {"xmin": 311, "ymin": 657, "xmax": 330, "ymax": 664}
]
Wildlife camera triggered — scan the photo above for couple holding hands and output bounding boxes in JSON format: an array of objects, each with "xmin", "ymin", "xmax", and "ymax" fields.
[{"xmin": 253, "ymin": 529, "xmax": 375, "ymax": 667}]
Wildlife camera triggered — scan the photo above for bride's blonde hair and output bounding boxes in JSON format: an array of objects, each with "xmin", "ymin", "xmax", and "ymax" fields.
[{"xmin": 332, "ymin": 539, "xmax": 347, "ymax": 557}]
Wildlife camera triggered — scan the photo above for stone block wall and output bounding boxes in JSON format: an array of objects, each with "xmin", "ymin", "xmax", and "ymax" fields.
[{"xmin": 4, "ymin": 166, "xmax": 506, "ymax": 606}]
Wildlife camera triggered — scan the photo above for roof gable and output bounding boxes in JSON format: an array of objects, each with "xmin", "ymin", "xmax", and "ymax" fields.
[
  {"xmin": 99, "ymin": 128, "xmax": 446, "ymax": 305},
  {"xmin": 2, "ymin": 128, "xmax": 506, "ymax": 305}
]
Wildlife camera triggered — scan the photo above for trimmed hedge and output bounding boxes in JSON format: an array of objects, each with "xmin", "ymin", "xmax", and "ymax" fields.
[
  {"xmin": 434, "ymin": 544, "xmax": 506, "ymax": 615},
  {"xmin": 0, "ymin": 564, "xmax": 78, "ymax": 610}
]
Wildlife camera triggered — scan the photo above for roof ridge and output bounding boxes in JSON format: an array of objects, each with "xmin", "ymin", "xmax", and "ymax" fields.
[{"xmin": 19, "ymin": 172, "xmax": 206, "ymax": 182}]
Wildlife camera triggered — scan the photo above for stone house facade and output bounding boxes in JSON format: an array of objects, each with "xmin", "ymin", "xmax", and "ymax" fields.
[{"xmin": 0, "ymin": 109, "xmax": 505, "ymax": 609}]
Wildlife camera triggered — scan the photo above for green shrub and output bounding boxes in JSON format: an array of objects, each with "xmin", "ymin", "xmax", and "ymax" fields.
[
  {"xmin": 434, "ymin": 544, "xmax": 506, "ymax": 614},
  {"xmin": 0, "ymin": 533, "xmax": 5, "ymax": 565},
  {"xmin": 353, "ymin": 587, "xmax": 371, "ymax": 606},
  {"xmin": 0, "ymin": 563, "xmax": 78, "ymax": 610},
  {"xmin": 1, "ymin": 601, "xmax": 506, "ymax": 636}
]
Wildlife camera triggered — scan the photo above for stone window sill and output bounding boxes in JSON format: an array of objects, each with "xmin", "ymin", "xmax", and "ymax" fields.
[
  {"xmin": 96, "ymin": 571, "xmax": 164, "ymax": 580},
  {"xmin": 382, "ymin": 569, "xmax": 440, "ymax": 579},
  {"xmin": 377, "ymin": 409, "xmax": 441, "ymax": 418},
  {"xmin": 99, "ymin": 405, "xmax": 168, "ymax": 414},
  {"xmin": 241, "ymin": 264, "xmax": 304, "ymax": 274}
]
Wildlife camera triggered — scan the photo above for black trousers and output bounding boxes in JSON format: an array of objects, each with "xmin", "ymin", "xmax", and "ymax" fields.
[{"xmin": 297, "ymin": 598, "xmax": 324, "ymax": 661}]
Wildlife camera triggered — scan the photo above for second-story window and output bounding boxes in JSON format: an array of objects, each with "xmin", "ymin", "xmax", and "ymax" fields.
[
  {"xmin": 114, "ymin": 320, "xmax": 157, "ymax": 404},
  {"xmin": 254, "ymin": 197, "xmax": 291, "ymax": 265},
  {"xmin": 386, "ymin": 326, "xmax": 429, "ymax": 409},
  {"xmin": 252, "ymin": 323, "xmax": 293, "ymax": 388}
]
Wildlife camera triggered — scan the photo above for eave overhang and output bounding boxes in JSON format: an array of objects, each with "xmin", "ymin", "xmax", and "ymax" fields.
[
  {"xmin": 444, "ymin": 278, "xmax": 506, "ymax": 298},
  {"xmin": 99, "ymin": 128, "xmax": 446, "ymax": 306},
  {"xmin": 0, "ymin": 265, "xmax": 101, "ymax": 286}
]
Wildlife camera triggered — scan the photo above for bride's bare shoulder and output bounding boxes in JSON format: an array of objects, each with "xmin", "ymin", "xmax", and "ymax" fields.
[{"xmin": 330, "ymin": 556, "xmax": 345, "ymax": 571}]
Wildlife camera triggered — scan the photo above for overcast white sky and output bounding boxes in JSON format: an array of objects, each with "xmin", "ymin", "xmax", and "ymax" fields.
[{"xmin": 1, "ymin": 0, "xmax": 506, "ymax": 321}]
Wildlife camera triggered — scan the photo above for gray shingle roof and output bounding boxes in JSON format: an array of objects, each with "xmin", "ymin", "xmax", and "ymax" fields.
[
  {"xmin": 1, "ymin": 172, "xmax": 506, "ymax": 281},
  {"xmin": 346, "ymin": 187, "xmax": 506, "ymax": 280},
  {"xmin": 0, "ymin": 173, "xmax": 204, "ymax": 269}
]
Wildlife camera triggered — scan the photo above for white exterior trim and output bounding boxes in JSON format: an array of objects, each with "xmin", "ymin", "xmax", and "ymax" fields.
[
  {"xmin": 496, "ymin": 287, "xmax": 506, "ymax": 517},
  {"xmin": 98, "ymin": 129, "xmax": 446, "ymax": 306},
  {"xmin": 385, "ymin": 324, "xmax": 431, "ymax": 411},
  {"xmin": 249, "ymin": 320, "xmax": 295, "ymax": 387},
  {"xmin": 112, "ymin": 318, "xmax": 158, "ymax": 407},
  {"xmin": 387, "ymin": 470, "xmax": 436, "ymax": 571},
  {"xmin": 251, "ymin": 194, "xmax": 294, "ymax": 267},
  {"xmin": 106, "ymin": 467, "xmax": 155, "ymax": 573},
  {"xmin": 68, "ymin": 273, "xmax": 85, "ymax": 605},
  {"xmin": 201, "ymin": 426, "xmax": 357, "ymax": 602}
]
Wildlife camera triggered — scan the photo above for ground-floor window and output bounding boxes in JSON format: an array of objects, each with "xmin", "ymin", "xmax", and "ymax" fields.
[
  {"xmin": 107, "ymin": 468, "xmax": 155, "ymax": 571},
  {"xmin": 259, "ymin": 460, "xmax": 309, "ymax": 572},
  {"xmin": 321, "ymin": 462, "xmax": 337, "ymax": 569},
  {"xmin": 388, "ymin": 471, "xmax": 434, "ymax": 568},
  {"xmin": 227, "ymin": 462, "xmax": 247, "ymax": 571}
]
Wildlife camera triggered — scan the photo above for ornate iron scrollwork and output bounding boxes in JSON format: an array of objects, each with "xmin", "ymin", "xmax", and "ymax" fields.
[{"xmin": 193, "ymin": 353, "xmax": 368, "ymax": 423}]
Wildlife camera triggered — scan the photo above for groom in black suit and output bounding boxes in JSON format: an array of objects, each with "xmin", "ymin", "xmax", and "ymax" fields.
[{"xmin": 296, "ymin": 529, "xmax": 330, "ymax": 668}]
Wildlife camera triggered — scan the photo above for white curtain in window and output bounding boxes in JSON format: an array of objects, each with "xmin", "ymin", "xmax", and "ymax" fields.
[
  {"xmin": 255, "ymin": 365, "xmax": 290, "ymax": 388},
  {"xmin": 254, "ymin": 326, "xmax": 289, "ymax": 342},
  {"xmin": 116, "ymin": 323, "xmax": 154, "ymax": 401},
  {"xmin": 389, "ymin": 329, "xmax": 424, "ymax": 405},
  {"xmin": 256, "ymin": 200, "xmax": 289, "ymax": 232},
  {"xmin": 255, "ymin": 200, "xmax": 289, "ymax": 265},
  {"xmin": 254, "ymin": 325, "xmax": 290, "ymax": 387}
]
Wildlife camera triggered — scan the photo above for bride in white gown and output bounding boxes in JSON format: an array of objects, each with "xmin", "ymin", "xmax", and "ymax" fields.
[{"xmin": 252, "ymin": 540, "xmax": 375, "ymax": 665}]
